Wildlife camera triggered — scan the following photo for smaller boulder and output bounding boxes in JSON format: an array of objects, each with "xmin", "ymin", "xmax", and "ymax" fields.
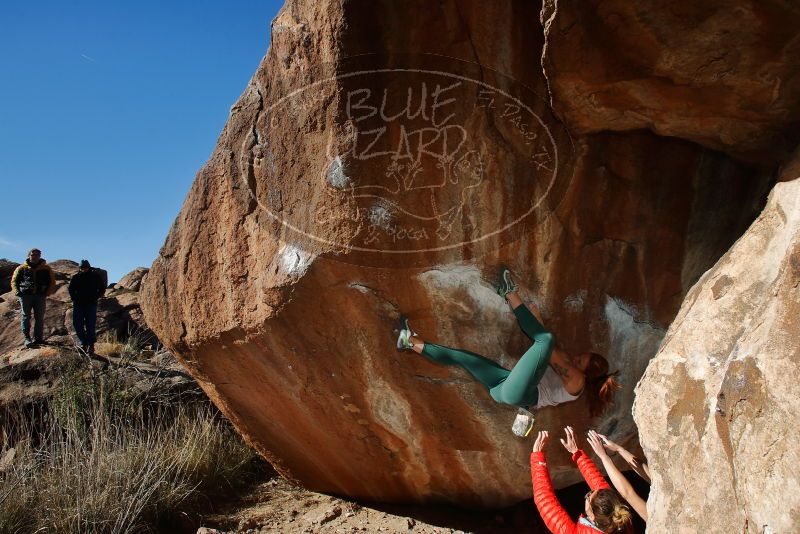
[
  {"xmin": 47, "ymin": 260, "xmax": 78, "ymax": 280},
  {"xmin": 0, "ymin": 259, "xmax": 19, "ymax": 294},
  {"xmin": 117, "ymin": 267, "xmax": 149, "ymax": 291}
]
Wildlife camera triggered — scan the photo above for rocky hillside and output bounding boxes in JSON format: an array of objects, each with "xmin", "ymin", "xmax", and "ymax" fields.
[
  {"xmin": 0, "ymin": 261, "xmax": 154, "ymax": 356},
  {"xmin": 139, "ymin": 0, "xmax": 800, "ymax": 525}
]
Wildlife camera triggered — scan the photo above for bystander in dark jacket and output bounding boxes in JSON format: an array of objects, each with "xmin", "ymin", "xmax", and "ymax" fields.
[{"xmin": 68, "ymin": 259, "xmax": 105, "ymax": 353}]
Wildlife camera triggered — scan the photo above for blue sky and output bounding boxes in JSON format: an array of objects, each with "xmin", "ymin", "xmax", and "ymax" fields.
[{"xmin": 0, "ymin": 0, "xmax": 284, "ymax": 282}]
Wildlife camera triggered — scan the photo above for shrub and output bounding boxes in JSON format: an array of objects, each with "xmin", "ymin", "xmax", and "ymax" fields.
[
  {"xmin": 93, "ymin": 325, "xmax": 154, "ymax": 361},
  {"xmin": 0, "ymin": 359, "xmax": 258, "ymax": 533}
]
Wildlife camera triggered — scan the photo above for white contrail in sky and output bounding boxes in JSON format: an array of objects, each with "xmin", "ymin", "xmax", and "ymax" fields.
[
  {"xmin": 80, "ymin": 53, "xmax": 99, "ymax": 64},
  {"xmin": 0, "ymin": 237, "xmax": 21, "ymax": 248}
]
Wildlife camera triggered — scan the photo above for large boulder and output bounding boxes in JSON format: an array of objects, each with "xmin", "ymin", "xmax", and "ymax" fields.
[
  {"xmin": 140, "ymin": 0, "xmax": 774, "ymax": 506},
  {"xmin": 540, "ymin": 0, "xmax": 800, "ymax": 166},
  {"xmin": 633, "ymin": 163, "xmax": 800, "ymax": 531}
]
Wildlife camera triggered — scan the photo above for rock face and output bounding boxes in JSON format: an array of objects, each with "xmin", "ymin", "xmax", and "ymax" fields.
[
  {"xmin": 0, "ymin": 260, "xmax": 19, "ymax": 295},
  {"xmin": 633, "ymin": 167, "xmax": 800, "ymax": 531},
  {"xmin": 117, "ymin": 267, "xmax": 149, "ymax": 291},
  {"xmin": 540, "ymin": 0, "xmax": 800, "ymax": 166},
  {"xmin": 0, "ymin": 262, "xmax": 156, "ymax": 356},
  {"xmin": 140, "ymin": 0, "xmax": 782, "ymax": 506}
]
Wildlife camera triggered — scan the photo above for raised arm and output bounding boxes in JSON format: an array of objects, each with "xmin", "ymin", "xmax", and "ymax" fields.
[
  {"xmin": 559, "ymin": 427, "xmax": 609, "ymax": 491},
  {"xmin": 531, "ymin": 431, "xmax": 577, "ymax": 534},
  {"xmin": 573, "ymin": 449, "xmax": 610, "ymax": 491},
  {"xmin": 596, "ymin": 433, "xmax": 651, "ymax": 483},
  {"xmin": 587, "ymin": 431, "xmax": 647, "ymax": 521}
]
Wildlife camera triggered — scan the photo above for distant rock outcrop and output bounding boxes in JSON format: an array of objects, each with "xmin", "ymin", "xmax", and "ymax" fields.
[
  {"xmin": 117, "ymin": 267, "xmax": 149, "ymax": 292},
  {"xmin": 140, "ymin": 0, "xmax": 782, "ymax": 506},
  {"xmin": 0, "ymin": 260, "xmax": 19, "ymax": 295},
  {"xmin": 634, "ymin": 163, "xmax": 800, "ymax": 532}
]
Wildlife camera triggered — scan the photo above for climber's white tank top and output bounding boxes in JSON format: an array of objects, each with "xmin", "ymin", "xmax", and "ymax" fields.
[{"xmin": 534, "ymin": 366, "xmax": 581, "ymax": 409}]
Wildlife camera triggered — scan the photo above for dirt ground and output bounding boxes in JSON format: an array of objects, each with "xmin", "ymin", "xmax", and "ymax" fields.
[
  {"xmin": 200, "ymin": 475, "xmax": 546, "ymax": 534},
  {"xmin": 199, "ymin": 473, "xmax": 649, "ymax": 534}
]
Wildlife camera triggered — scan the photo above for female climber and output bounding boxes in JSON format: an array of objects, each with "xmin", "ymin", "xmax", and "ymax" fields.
[
  {"xmin": 395, "ymin": 269, "xmax": 620, "ymax": 435},
  {"xmin": 531, "ymin": 427, "xmax": 633, "ymax": 533}
]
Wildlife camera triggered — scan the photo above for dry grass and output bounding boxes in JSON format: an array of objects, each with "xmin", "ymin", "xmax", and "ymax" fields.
[
  {"xmin": 0, "ymin": 358, "xmax": 258, "ymax": 534},
  {"xmin": 93, "ymin": 327, "xmax": 154, "ymax": 361}
]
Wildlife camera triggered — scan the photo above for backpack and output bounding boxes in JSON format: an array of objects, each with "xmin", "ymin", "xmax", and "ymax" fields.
[{"xmin": 92, "ymin": 267, "xmax": 108, "ymax": 291}]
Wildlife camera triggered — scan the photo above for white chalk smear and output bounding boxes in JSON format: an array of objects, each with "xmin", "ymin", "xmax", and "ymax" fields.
[
  {"xmin": 326, "ymin": 155, "xmax": 351, "ymax": 189},
  {"xmin": 277, "ymin": 243, "xmax": 314, "ymax": 279}
]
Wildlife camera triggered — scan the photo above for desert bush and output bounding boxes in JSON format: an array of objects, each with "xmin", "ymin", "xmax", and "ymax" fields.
[
  {"xmin": 94, "ymin": 325, "xmax": 155, "ymax": 361},
  {"xmin": 0, "ymin": 360, "xmax": 258, "ymax": 533}
]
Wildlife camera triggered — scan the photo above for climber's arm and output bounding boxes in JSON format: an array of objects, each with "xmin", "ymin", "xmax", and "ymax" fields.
[{"xmin": 596, "ymin": 433, "xmax": 651, "ymax": 484}]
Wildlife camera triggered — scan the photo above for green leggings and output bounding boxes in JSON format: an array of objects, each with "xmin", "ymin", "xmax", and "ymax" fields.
[{"xmin": 420, "ymin": 305, "xmax": 553, "ymax": 407}]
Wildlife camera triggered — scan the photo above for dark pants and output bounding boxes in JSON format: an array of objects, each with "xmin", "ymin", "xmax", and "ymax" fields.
[
  {"xmin": 72, "ymin": 304, "xmax": 98, "ymax": 346},
  {"xmin": 19, "ymin": 294, "xmax": 46, "ymax": 342}
]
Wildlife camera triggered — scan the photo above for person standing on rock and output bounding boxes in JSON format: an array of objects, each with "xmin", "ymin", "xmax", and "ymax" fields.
[
  {"xmin": 10, "ymin": 248, "xmax": 56, "ymax": 348},
  {"xmin": 395, "ymin": 268, "xmax": 620, "ymax": 435},
  {"xmin": 68, "ymin": 259, "xmax": 106, "ymax": 354}
]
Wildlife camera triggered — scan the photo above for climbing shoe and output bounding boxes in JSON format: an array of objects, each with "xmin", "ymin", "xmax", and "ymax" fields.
[
  {"xmin": 396, "ymin": 316, "xmax": 417, "ymax": 351},
  {"xmin": 23, "ymin": 338, "xmax": 33, "ymax": 349},
  {"xmin": 403, "ymin": 317, "xmax": 417, "ymax": 337},
  {"xmin": 511, "ymin": 407, "xmax": 535, "ymax": 437},
  {"xmin": 497, "ymin": 268, "xmax": 518, "ymax": 299}
]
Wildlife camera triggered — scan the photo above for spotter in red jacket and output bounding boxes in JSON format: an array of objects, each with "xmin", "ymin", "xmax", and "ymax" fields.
[{"xmin": 531, "ymin": 449, "xmax": 611, "ymax": 534}]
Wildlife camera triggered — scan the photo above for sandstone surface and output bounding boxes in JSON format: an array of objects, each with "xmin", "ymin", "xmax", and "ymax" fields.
[
  {"xmin": 633, "ymin": 166, "xmax": 800, "ymax": 531},
  {"xmin": 141, "ymin": 0, "xmax": 776, "ymax": 505},
  {"xmin": 540, "ymin": 0, "xmax": 800, "ymax": 165}
]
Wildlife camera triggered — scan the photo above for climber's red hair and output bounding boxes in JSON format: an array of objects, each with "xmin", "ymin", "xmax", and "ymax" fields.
[{"xmin": 583, "ymin": 352, "xmax": 621, "ymax": 417}]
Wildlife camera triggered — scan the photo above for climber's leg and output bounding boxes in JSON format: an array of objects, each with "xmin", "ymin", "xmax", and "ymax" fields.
[
  {"xmin": 512, "ymin": 300, "xmax": 550, "ymax": 341},
  {"xmin": 419, "ymin": 341, "xmax": 511, "ymax": 391},
  {"xmin": 489, "ymin": 325, "xmax": 554, "ymax": 407},
  {"xmin": 506, "ymin": 290, "xmax": 524, "ymax": 311}
]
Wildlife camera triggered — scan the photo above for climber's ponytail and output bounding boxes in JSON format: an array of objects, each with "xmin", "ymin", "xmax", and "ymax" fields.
[
  {"xmin": 610, "ymin": 503, "xmax": 632, "ymax": 532},
  {"xmin": 591, "ymin": 489, "xmax": 633, "ymax": 533},
  {"xmin": 583, "ymin": 352, "xmax": 621, "ymax": 417}
]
